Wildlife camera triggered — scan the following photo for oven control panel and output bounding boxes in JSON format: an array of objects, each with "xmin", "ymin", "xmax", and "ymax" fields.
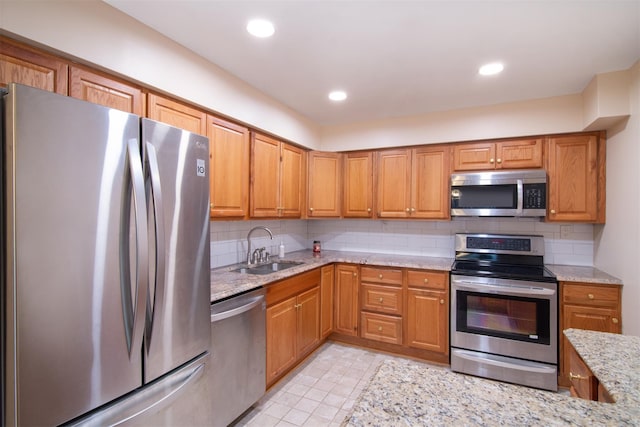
[{"xmin": 466, "ymin": 236, "xmax": 531, "ymax": 252}]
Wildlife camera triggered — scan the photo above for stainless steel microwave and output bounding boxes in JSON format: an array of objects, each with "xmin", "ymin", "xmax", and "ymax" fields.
[{"xmin": 450, "ymin": 169, "xmax": 547, "ymax": 217}]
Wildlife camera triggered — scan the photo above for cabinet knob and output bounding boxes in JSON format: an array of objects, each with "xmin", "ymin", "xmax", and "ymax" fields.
[
  {"xmin": 569, "ymin": 372, "xmax": 587, "ymax": 381},
  {"xmin": 489, "ymin": 158, "xmax": 495, "ymax": 164},
  {"xmin": 379, "ymin": 274, "xmax": 383, "ymax": 279},
  {"xmin": 588, "ymin": 293, "xmax": 594, "ymax": 300},
  {"xmin": 210, "ymin": 203, "xmax": 214, "ymax": 209},
  {"xmin": 424, "ymin": 278, "xmax": 429, "ymax": 284},
  {"xmin": 405, "ymin": 208, "xmax": 410, "ymax": 212},
  {"xmin": 378, "ymin": 326, "xmax": 383, "ymax": 332},
  {"xmin": 379, "ymin": 297, "xmax": 384, "ymax": 303},
  {"xmin": 440, "ymin": 299, "xmax": 445, "ymax": 305},
  {"xmin": 309, "ymin": 207, "xmax": 314, "ymax": 212},
  {"xmin": 411, "ymin": 207, "xmax": 416, "ymax": 212},
  {"xmin": 497, "ymin": 158, "xmax": 502, "ymax": 164},
  {"xmin": 612, "ymin": 318, "xmax": 619, "ymax": 324},
  {"xmin": 353, "ymin": 273, "xmax": 357, "ymax": 277},
  {"xmin": 550, "ymin": 209, "xmax": 557, "ymax": 214},
  {"xmin": 367, "ymin": 208, "xmax": 372, "ymax": 212}
]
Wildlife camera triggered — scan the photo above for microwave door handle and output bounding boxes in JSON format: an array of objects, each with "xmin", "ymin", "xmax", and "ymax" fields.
[{"xmin": 517, "ymin": 179, "xmax": 524, "ymax": 214}]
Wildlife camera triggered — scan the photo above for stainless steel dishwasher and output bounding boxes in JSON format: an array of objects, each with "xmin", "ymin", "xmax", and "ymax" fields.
[{"xmin": 210, "ymin": 287, "xmax": 266, "ymax": 427}]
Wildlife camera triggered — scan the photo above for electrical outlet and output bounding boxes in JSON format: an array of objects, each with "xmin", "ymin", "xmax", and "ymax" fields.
[{"xmin": 560, "ymin": 225, "xmax": 572, "ymax": 239}]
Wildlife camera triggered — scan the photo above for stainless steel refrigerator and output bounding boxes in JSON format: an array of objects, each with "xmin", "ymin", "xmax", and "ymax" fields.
[{"xmin": 1, "ymin": 83, "xmax": 212, "ymax": 426}]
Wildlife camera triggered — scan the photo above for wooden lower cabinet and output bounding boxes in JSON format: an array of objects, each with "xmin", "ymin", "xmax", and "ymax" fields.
[
  {"xmin": 406, "ymin": 269, "xmax": 449, "ymax": 354},
  {"xmin": 320, "ymin": 265, "xmax": 335, "ymax": 338},
  {"xmin": 559, "ymin": 281, "xmax": 621, "ymax": 386},
  {"xmin": 334, "ymin": 264, "xmax": 359, "ymax": 336},
  {"xmin": 567, "ymin": 340, "xmax": 614, "ymax": 402},
  {"xmin": 266, "ymin": 269, "xmax": 321, "ymax": 386}
]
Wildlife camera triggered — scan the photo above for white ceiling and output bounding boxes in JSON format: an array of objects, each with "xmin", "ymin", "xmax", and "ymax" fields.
[{"xmin": 104, "ymin": 0, "xmax": 639, "ymax": 126}]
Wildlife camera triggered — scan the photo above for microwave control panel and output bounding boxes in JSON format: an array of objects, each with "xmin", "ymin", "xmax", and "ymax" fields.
[{"xmin": 523, "ymin": 183, "xmax": 546, "ymax": 209}]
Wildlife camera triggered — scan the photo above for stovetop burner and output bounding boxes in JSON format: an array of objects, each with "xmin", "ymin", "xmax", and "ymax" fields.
[
  {"xmin": 451, "ymin": 260, "xmax": 557, "ymax": 283},
  {"xmin": 451, "ymin": 233, "xmax": 557, "ymax": 283}
]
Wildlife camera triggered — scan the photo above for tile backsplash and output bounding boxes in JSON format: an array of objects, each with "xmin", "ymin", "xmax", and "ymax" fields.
[{"xmin": 210, "ymin": 217, "xmax": 594, "ymax": 269}]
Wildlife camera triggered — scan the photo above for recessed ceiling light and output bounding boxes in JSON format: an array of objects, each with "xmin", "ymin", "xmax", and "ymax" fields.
[
  {"xmin": 478, "ymin": 62, "xmax": 504, "ymax": 76},
  {"xmin": 328, "ymin": 90, "xmax": 347, "ymax": 102},
  {"xmin": 247, "ymin": 19, "xmax": 275, "ymax": 38}
]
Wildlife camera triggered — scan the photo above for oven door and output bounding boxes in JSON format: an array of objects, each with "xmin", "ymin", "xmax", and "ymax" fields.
[{"xmin": 450, "ymin": 274, "xmax": 557, "ymax": 364}]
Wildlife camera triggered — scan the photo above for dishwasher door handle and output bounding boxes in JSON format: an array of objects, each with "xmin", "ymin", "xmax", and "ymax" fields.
[{"xmin": 211, "ymin": 295, "xmax": 264, "ymax": 322}]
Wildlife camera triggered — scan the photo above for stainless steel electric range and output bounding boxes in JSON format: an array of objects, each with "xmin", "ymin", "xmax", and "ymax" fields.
[{"xmin": 450, "ymin": 233, "xmax": 558, "ymax": 391}]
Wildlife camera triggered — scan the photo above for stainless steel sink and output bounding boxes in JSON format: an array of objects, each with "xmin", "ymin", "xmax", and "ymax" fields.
[{"xmin": 232, "ymin": 261, "xmax": 304, "ymax": 275}]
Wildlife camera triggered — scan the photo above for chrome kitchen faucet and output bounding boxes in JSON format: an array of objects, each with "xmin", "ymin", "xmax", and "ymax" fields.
[{"xmin": 246, "ymin": 226, "xmax": 273, "ymax": 265}]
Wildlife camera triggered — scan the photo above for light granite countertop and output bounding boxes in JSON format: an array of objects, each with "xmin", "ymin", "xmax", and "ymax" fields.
[
  {"xmin": 344, "ymin": 329, "xmax": 640, "ymax": 426},
  {"xmin": 210, "ymin": 250, "xmax": 622, "ymax": 302},
  {"xmin": 210, "ymin": 250, "xmax": 453, "ymax": 302}
]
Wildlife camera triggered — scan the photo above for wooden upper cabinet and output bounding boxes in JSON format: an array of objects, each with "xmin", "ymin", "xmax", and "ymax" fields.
[
  {"xmin": 546, "ymin": 133, "xmax": 605, "ymax": 223},
  {"xmin": 147, "ymin": 92, "xmax": 206, "ymax": 135},
  {"xmin": 376, "ymin": 149, "xmax": 412, "ymax": 218},
  {"xmin": 208, "ymin": 115, "xmax": 250, "ymax": 218},
  {"xmin": 411, "ymin": 145, "xmax": 451, "ymax": 219},
  {"xmin": 250, "ymin": 132, "xmax": 305, "ymax": 218},
  {"xmin": 69, "ymin": 66, "xmax": 144, "ymax": 115},
  {"xmin": 307, "ymin": 151, "xmax": 342, "ymax": 218},
  {"xmin": 280, "ymin": 143, "xmax": 305, "ymax": 218},
  {"xmin": 0, "ymin": 36, "xmax": 68, "ymax": 94},
  {"xmin": 453, "ymin": 138, "xmax": 543, "ymax": 171},
  {"xmin": 343, "ymin": 151, "xmax": 374, "ymax": 218},
  {"xmin": 377, "ymin": 146, "xmax": 450, "ymax": 219}
]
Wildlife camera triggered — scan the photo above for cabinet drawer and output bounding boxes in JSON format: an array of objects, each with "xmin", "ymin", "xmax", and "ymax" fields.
[
  {"xmin": 361, "ymin": 266, "xmax": 403, "ymax": 285},
  {"xmin": 407, "ymin": 270, "xmax": 448, "ymax": 291},
  {"xmin": 360, "ymin": 312, "xmax": 402, "ymax": 345},
  {"xmin": 562, "ymin": 283, "xmax": 620, "ymax": 308},
  {"xmin": 361, "ymin": 284, "xmax": 403, "ymax": 315}
]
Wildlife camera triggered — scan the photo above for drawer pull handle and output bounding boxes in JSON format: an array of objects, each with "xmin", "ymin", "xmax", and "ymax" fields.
[
  {"xmin": 612, "ymin": 318, "xmax": 619, "ymax": 324},
  {"xmin": 424, "ymin": 278, "xmax": 429, "ymax": 284},
  {"xmin": 379, "ymin": 274, "xmax": 383, "ymax": 279},
  {"xmin": 569, "ymin": 372, "xmax": 587, "ymax": 381},
  {"xmin": 379, "ymin": 297, "xmax": 384, "ymax": 303},
  {"xmin": 588, "ymin": 293, "xmax": 594, "ymax": 300},
  {"xmin": 378, "ymin": 326, "xmax": 383, "ymax": 332}
]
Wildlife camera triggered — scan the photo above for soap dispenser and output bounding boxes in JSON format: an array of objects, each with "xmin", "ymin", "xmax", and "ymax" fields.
[{"xmin": 278, "ymin": 241, "xmax": 285, "ymax": 259}]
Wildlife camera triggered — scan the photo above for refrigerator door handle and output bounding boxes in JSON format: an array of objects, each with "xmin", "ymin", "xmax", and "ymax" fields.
[
  {"xmin": 144, "ymin": 141, "xmax": 166, "ymax": 348},
  {"xmin": 126, "ymin": 138, "xmax": 149, "ymax": 356}
]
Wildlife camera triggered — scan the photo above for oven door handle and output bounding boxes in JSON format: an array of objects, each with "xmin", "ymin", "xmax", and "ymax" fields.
[{"xmin": 453, "ymin": 282, "xmax": 555, "ymax": 297}]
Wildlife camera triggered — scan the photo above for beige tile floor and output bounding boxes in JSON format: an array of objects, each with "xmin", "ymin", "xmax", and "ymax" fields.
[{"xmin": 232, "ymin": 341, "xmax": 390, "ymax": 427}]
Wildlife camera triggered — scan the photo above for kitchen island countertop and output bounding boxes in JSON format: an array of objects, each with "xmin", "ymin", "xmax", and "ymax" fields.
[
  {"xmin": 343, "ymin": 329, "xmax": 640, "ymax": 426},
  {"xmin": 210, "ymin": 250, "xmax": 622, "ymax": 303}
]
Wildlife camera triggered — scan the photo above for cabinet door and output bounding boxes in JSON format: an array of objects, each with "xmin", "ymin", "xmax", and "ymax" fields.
[
  {"xmin": 266, "ymin": 296, "xmax": 298, "ymax": 385},
  {"xmin": 0, "ymin": 36, "xmax": 68, "ymax": 94},
  {"xmin": 69, "ymin": 66, "xmax": 143, "ymax": 115},
  {"xmin": 147, "ymin": 93, "xmax": 206, "ymax": 135},
  {"xmin": 547, "ymin": 134, "xmax": 604, "ymax": 222},
  {"xmin": 334, "ymin": 265, "xmax": 359, "ymax": 336},
  {"xmin": 280, "ymin": 143, "xmax": 305, "ymax": 218},
  {"xmin": 320, "ymin": 265, "xmax": 335, "ymax": 338},
  {"xmin": 250, "ymin": 133, "xmax": 280, "ymax": 217},
  {"xmin": 307, "ymin": 151, "xmax": 341, "ymax": 217},
  {"xmin": 376, "ymin": 149, "xmax": 412, "ymax": 218},
  {"xmin": 343, "ymin": 152, "xmax": 374, "ymax": 218},
  {"xmin": 406, "ymin": 288, "xmax": 448, "ymax": 354},
  {"xmin": 568, "ymin": 343, "xmax": 597, "ymax": 400},
  {"xmin": 411, "ymin": 145, "xmax": 451, "ymax": 219},
  {"xmin": 453, "ymin": 142, "xmax": 496, "ymax": 171},
  {"xmin": 297, "ymin": 287, "xmax": 320, "ymax": 357},
  {"xmin": 208, "ymin": 116, "xmax": 249, "ymax": 218},
  {"xmin": 496, "ymin": 138, "xmax": 543, "ymax": 169}
]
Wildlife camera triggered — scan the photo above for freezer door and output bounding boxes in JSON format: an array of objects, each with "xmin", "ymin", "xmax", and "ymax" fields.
[
  {"xmin": 3, "ymin": 84, "xmax": 146, "ymax": 426},
  {"xmin": 142, "ymin": 119, "xmax": 211, "ymax": 382}
]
